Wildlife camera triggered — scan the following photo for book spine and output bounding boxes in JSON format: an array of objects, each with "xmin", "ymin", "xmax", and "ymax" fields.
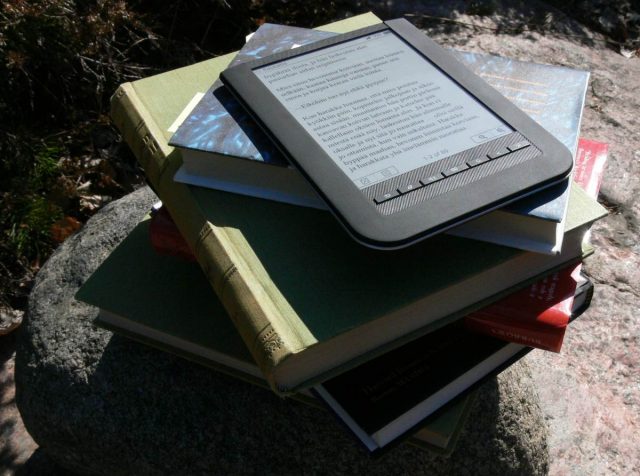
[
  {"xmin": 149, "ymin": 207, "xmax": 196, "ymax": 262},
  {"xmin": 573, "ymin": 138, "xmax": 608, "ymax": 199},
  {"xmin": 192, "ymin": 222, "xmax": 300, "ymax": 390},
  {"xmin": 111, "ymin": 84, "xmax": 171, "ymax": 186},
  {"xmin": 463, "ymin": 317, "xmax": 564, "ymax": 352},
  {"xmin": 463, "ymin": 267, "xmax": 576, "ymax": 352},
  {"xmin": 110, "ymin": 83, "xmax": 309, "ymax": 393}
]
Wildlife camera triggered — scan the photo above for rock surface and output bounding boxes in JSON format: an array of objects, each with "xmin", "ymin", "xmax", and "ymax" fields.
[
  {"xmin": 15, "ymin": 187, "xmax": 549, "ymax": 475},
  {"xmin": 0, "ymin": 333, "xmax": 39, "ymax": 474}
]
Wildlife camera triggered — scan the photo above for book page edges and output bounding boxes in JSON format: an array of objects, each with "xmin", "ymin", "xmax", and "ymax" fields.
[
  {"xmin": 448, "ymin": 182, "xmax": 606, "ymax": 255},
  {"xmin": 316, "ymin": 12, "xmax": 382, "ymax": 32}
]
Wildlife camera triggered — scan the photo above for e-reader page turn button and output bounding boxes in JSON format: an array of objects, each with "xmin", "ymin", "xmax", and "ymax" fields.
[
  {"xmin": 487, "ymin": 147, "xmax": 511, "ymax": 160},
  {"xmin": 508, "ymin": 140, "xmax": 531, "ymax": 152},
  {"xmin": 374, "ymin": 189, "xmax": 400, "ymax": 204}
]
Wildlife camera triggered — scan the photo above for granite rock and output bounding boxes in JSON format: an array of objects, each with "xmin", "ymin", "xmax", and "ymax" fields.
[{"xmin": 15, "ymin": 187, "xmax": 549, "ymax": 475}]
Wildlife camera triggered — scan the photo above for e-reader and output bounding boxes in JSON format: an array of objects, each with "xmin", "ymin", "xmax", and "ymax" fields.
[{"xmin": 221, "ymin": 19, "xmax": 573, "ymax": 249}]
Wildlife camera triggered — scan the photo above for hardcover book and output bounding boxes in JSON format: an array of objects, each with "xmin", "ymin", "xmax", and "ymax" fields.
[
  {"xmin": 76, "ymin": 215, "xmax": 473, "ymax": 454},
  {"xmin": 144, "ymin": 201, "xmax": 590, "ymax": 354},
  {"xmin": 145, "ymin": 178, "xmax": 595, "ymax": 354},
  {"xmin": 572, "ymin": 139, "xmax": 608, "ymax": 199},
  {"xmin": 169, "ymin": 22, "xmax": 589, "ymax": 254},
  {"xmin": 109, "ymin": 12, "xmax": 607, "ymax": 394}
]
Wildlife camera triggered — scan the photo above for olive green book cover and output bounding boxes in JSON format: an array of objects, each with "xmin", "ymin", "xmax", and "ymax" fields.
[
  {"xmin": 76, "ymin": 216, "xmax": 472, "ymax": 454},
  {"xmin": 109, "ymin": 12, "xmax": 607, "ymax": 394}
]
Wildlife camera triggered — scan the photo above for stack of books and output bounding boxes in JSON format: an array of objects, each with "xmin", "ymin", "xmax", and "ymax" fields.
[{"xmin": 76, "ymin": 12, "xmax": 608, "ymax": 454}]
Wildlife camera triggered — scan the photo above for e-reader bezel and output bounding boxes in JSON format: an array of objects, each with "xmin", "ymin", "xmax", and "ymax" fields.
[{"xmin": 221, "ymin": 19, "xmax": 573, "ymax": 249}]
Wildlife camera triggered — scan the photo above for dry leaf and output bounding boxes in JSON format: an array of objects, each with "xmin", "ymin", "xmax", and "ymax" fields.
[{"xmin": 51, "ymin": 216, "xmax": 82, "ymax": 243}]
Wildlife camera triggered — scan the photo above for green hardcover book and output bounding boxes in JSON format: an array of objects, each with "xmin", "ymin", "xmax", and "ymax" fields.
[
  {"xmin": 110, "ymin": 12, "xmax": 607, "ymax": 394},
  {"xmin": 76, "ymin": 216, "xmax": 473, "ymax": 454}
]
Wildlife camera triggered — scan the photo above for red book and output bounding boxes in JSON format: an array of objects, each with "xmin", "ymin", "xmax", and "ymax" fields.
[
  {"xmin": 464, "ymin": 265, "xmax": 583, "ymax": 352},
  {"xmin": 464, "ymin": 138, "xmax": 607, "ymax": 351},
  {"xmin": 149, "ymin": 205, "xmax": 196, "ymax": 262},
  {"xmin": 572, "ymin": 138, "xmax": 608, "ymax": 198}
]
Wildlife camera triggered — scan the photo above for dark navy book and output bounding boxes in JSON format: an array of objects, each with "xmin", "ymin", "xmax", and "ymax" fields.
[{"xmin": 170, "ymin": 24, "xmax": 589, "ymax": 253}]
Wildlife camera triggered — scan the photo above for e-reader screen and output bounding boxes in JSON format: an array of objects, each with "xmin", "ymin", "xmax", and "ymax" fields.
[{"xmin": 253, "ymin": 30, "xmax": 513, "ymax": 189}]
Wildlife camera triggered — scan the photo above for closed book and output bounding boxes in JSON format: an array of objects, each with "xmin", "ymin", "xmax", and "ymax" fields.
[
  {"xmin": 149, "ymin": 204, "xmax": 196, "ymax": 262},
  {"xmin": 109, "ymin": 12, "xmax": 607, "ymax": 394},
  {"xmin": 169, "ymin": 20, "xmax": 589, "ymax": 254},
  {"xmin": 76, "ymin": 216, "xmax": 473, "ymax": 454},
  {"xmin": 463, "ymin": 138, "xmax": 607, "ymax": 351},
  {"xmin": 572, "ymin": 138, "xmax": 608, "ymax": 199},
  {"xmin": 146, "ymin": 137, "xmax": 609, "ymax": 266},
  {"xmin": 146, "ymin": 205, "xmax": 585, "ymax": 354}
]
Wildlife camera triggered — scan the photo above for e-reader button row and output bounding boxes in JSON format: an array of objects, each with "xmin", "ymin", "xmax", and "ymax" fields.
[
  {"xmin": 374, "ymin": 180, "xmax": 425, "ymax": 204},
  {"xmin": 373, "ymin": 166, "xmax": 467, "ymax": 204},
  {"xmin": 486, "ymin": 140, "xmax": 531, "ymax": 160},
  {"xmin": 373, "ymin": 173, "xmax": 444, "ymax": 204},
  {"xmin": 466, "ymin": 140, "xmax": 531, "ymax": 168},
  {"xmin": 374, "ymin": 140, "xmax": 532, "ymax": 205}
]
